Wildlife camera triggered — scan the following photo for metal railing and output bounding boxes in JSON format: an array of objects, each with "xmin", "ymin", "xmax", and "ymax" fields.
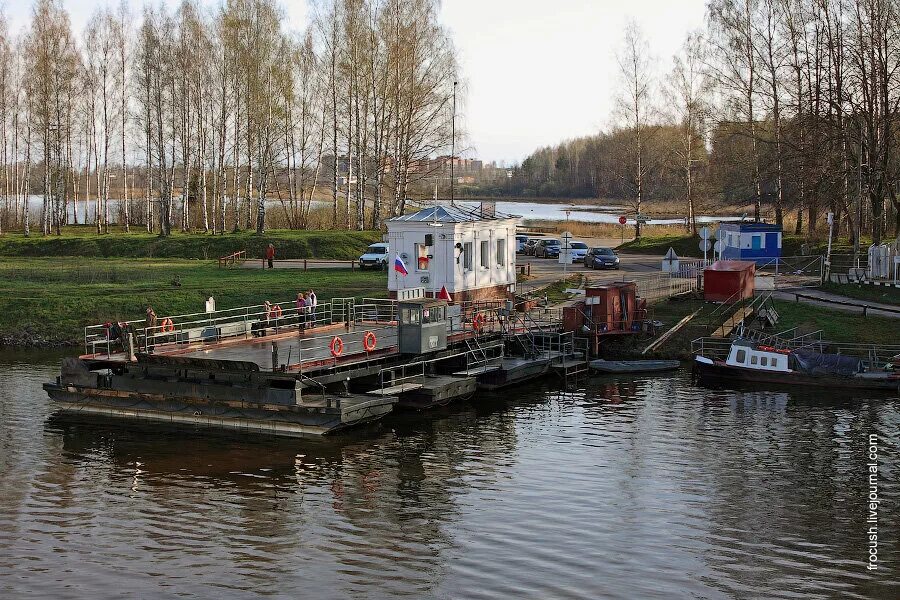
[
  {"xmin": 217, "ymin": 250, "xmax": 246, "ymax": 268},
  {"xmin": 86, "ymin": 299, "xmax": 337, "ymax": 357}
]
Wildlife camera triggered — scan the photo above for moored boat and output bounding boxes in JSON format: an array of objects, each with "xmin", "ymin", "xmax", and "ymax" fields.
[{"xmin": 693, "ymin": 339, "xmax": 900, "ymax": 392}]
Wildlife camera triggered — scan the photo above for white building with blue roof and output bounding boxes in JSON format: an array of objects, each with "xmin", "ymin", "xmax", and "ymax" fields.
[{"xmin": 386, "ymin": 202, "xmax": 520, "ymax": 301}]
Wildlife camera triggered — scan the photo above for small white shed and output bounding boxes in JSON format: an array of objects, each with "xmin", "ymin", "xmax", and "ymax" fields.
[{"xmin": 386, "ymin": 203, "xmax": 520, "ymax": 302}]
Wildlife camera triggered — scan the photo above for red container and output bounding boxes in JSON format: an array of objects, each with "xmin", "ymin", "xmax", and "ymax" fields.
[{"xmin": 704, "ymin": 260, "xmax": 756, "ymax": 302}]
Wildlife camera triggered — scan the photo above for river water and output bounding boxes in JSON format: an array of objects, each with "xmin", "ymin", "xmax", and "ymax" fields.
[{"xmin": 0, "ymin": 354, "xmax": 896, "ymax": 599}]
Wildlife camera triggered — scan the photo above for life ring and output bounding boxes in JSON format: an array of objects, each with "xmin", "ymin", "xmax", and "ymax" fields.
[
  {"xmin": 330, "ymin": 336, "xmax": 344, "ymax": 357},
  {"xmin": 472, "ymin": 313, "xmax": 486, "ymax": 332},
  {"xmin": 270, "ymin": 305, "xmax": 283, "ymax": 319},
  {"xmin": 161, "ymin": 318, "xmax": 175, "ymax": 333},
  {"xmin": 363, "ymin": 331, "xmax": 377, "ymax": 352}
]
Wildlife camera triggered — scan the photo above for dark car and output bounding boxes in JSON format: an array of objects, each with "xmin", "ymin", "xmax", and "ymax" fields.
[
  {"xmin": 535, "ymin": 239, "xmax": 561, "ymax": 258},
  {"xmin": 584, "ymin": 247, "xmax": 620, "ymax": 269},
  {"xmin": 523, "ymin": 239, "xmax": 541, "ymax": 256}
]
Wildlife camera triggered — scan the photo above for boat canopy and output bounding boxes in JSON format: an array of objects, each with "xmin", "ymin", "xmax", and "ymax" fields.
[{"xmin": 792, "ymin": 349, "xmax": 863, "ymax": 376}]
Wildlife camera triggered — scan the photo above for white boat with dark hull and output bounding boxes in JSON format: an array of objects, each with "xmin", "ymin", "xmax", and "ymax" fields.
[{"xmin": 693, "ymin": 339, "xmax": 900, "ymax": 392}]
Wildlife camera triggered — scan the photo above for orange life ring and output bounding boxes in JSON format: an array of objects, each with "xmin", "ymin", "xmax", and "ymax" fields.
[
  {"xmin": 161, "ymin": 318, "xmax": 175, "ymax": 333},
  {"xmin": 330, "ymin": 336, "xmax": 344, "ymax": 357},
  {"xmin": 472, "ymin": 313, "xmax": 486, "ymax": 332},
  {"xmin": 363, "ymin": 331, "xmax": 377, "ymax": 352}
]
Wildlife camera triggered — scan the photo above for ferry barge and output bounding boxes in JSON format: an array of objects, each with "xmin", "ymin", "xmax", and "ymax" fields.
[{"xmin": 45, "ymin": 296, "xmax": 582, "ymax": 436}]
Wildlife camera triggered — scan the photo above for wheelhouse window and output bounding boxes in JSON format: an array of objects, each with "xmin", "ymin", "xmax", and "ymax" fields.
[{"xmin": 736, "ymin": 349, "xmax": 746, "ymax": 363}]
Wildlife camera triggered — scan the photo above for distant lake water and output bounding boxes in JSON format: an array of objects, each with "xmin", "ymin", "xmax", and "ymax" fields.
[{"xmin": 23, "ymin": 194, "xmax": 742, "ymax": 227}]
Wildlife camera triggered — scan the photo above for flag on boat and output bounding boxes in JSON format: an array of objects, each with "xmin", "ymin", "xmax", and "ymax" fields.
[
  {"xmin": 438, "ymin": 285, "xmax": 452, "ymax": 301},
  {"xmin": 394, "ymin": 255, "xmax": 409, "ymax": 276}
]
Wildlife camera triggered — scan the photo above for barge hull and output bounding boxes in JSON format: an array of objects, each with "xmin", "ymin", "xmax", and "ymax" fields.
[
  {"xmin": 44, "ymin": 385, "xmax": 395, "ymax": 437},
  {"xmin": 693, "ymin": 360, "xmax": 900, "ymax": 393}
]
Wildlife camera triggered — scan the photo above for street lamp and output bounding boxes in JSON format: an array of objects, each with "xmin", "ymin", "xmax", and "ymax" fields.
[{"xmin": 450, "ymin": 80, "xmax": 457, "ymax": 207}]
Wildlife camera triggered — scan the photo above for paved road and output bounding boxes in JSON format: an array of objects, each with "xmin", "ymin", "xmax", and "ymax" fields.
[
  {"xmin": 241, "ymin": 259, "xmax": 362, "ymax": 270},
  {"xmin": 518, "ymin": 252, "xmax": 665, "ymax": 290}
]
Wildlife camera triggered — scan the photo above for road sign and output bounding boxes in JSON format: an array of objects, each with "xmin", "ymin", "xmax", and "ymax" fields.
[
  {"xmin": 699, "ymin": 226, "xmax": 710, "ymax": 241},
  {"xmin": 713, "ymin": 240, "xmax": 724, "ymax": 253},
  {"xmin": 635, "ymin": 213, "xmax": 650, "ymax": 223},
  {"xmin": 699, "ymin": 239, "xmax": 711, "ymax": 252},
  {"xmin": 618, "ymin": 216, "xmax": 627, "ymax": 225},
  {"xmin": 561, "ymin": 230, "xmax": 573, "ymax": 242}
]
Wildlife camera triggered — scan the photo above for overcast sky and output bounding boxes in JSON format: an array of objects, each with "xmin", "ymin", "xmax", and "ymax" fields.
[{"xmin": 5, "ymin": 0, "xmax": 708, "ymax": 164}]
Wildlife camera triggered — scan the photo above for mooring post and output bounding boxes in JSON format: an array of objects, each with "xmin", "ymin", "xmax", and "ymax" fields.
[
  {"xmin": 271, "ymin": 342, "xmax": 279, "ymax": 371},
  {"xmin": 126, "ymin": 333, "xmax": 137, "ymax": 362}
]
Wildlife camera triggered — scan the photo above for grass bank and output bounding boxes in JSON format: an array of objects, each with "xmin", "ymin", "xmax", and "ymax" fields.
[
  {"xmin": 821, "ymin": 282, "xmax": 900, "ymax": 306},
  {"xmin": 0, "ymin": 257, "xmax": 387, "ymax": 347},
  {"xmin": 0, "ymin": 227, "xmax": 382, "ymax": 260},
  {"xmin": 604, "ymin": 294, "xmax": 897, "ymax": 360}
]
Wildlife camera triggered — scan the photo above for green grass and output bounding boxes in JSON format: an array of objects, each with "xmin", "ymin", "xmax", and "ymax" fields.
[
  {"xmin": 619, "ymin": 234, "xmax": 865, "ymax": 258},
  {"xmin": 822, "ymin": 282, "xmax": 900, "ymax": 306},
  {"xmin": 0, "ymin": 226, "xmax": 383, "ymax": 260},
  {"xmin": 0, "ymin": 257, "xmax": 387, "ymax": 346},
  {"xmin": 601, "ymin": 292, "xmax": 897, "ymax": 360},
  {"xmin": 773, "ymin": 301, "xmax": 899, "ymax": 345}
]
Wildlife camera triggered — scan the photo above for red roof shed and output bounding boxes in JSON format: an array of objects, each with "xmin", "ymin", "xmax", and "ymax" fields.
[{"xmin": 704, "ymin": 260, "xmax": 756, "ymax": 302}]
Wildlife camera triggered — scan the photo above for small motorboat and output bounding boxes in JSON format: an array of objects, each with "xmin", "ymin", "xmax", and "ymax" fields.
[
  {"xmin": 693, "ymin": 339, "xmax": 900, "ymax": 392},
  {"xmin": 590, "ymin": 359, "xmax": 681, "ymax": 373}
]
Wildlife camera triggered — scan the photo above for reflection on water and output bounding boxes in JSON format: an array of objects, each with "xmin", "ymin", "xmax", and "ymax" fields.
[{"xmin": 0, "ymin": 357, "xmax": 896, "ymax": 599}]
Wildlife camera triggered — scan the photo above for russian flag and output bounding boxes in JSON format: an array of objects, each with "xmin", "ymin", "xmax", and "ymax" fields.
[{"xmin": 394, "ymin": 255, "xmax": 409, "ymax": 276}]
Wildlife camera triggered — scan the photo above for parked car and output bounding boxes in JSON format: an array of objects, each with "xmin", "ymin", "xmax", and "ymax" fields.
[
  {"xmin": 523, "ymin": 239, "xmax": 541, "ymax": 256},
  {"xmin": 584, "ymin": 247, "xmax": 620, "ymax": 269},
  {"xmin": 567, "ymin": 241, "xmax": 589, "ymax": 263},
  {"xmin": 358, "ymin": 242, "xmax": 389, "ymax": 270},
  {"xmin": 515, "ymin": 235, "xmax": 530, "ymax": 253},
  {"xmin": 535, "ymin": 239, "xmax": 561, "ymax": 258}
]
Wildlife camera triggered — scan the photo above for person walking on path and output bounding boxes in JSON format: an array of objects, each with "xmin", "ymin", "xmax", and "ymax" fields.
[{"xmin": 265, "ymin": 243, "xmax": 275, "ymax": 269}]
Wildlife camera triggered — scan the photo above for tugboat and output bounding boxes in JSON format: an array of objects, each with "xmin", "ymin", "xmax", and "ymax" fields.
[{"xmin": 693, "ymin": 339, "xmax": 900, "ymax": 392}]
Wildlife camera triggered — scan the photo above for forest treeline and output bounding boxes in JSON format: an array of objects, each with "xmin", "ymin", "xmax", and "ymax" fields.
[
  {"xmin": 489, "ymin": 0, "xmax": 900, "ymax": 243},
  {"xmin": 0, "ymin": 0, "xmax": 458, "ymax": 236}
]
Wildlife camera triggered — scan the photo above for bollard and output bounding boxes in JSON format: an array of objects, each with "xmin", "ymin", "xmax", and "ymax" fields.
[
  {"xmin": 863, "ymin": 305, "xmax": 868, "ymax": 318},
  {"xmin": 304, "ymin": 259, "xmax": 308, "ymax": 271},
  {"xmin": 271, "ymin": 342, "xmax": 279, "ymax": 371},
  {"xmin": 126, "ymin": 333, "xmax": 137, "ymax": 362}
]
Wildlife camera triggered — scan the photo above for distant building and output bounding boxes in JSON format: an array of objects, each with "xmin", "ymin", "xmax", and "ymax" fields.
[{"xmin": 717, "ymin": 222, "xmax": 782, "ymax": 264}]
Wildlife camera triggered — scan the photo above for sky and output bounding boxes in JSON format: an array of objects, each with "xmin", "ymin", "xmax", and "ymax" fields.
[{"xmin": 5, "ymin": 0, "xmax": 708, "ymax": 164}]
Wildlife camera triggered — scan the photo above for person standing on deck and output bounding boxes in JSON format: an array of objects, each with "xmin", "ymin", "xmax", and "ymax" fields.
[
  {"xmin": 307, "ymin": 289, "xmax": 317, "ymax": 327},
  {"xmin": 145, "ymin": 306, "xmax": 157, "ymax": 349},
  {"xmin": 265, "ymin": 243, "xmax": 275, "ymax": 269},
  {"xmin": 296, "ymin": 293, "xmax": 307, "ymax": 331}
]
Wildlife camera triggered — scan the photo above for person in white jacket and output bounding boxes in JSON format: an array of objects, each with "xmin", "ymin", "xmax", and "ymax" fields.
[{"xmin": 307, "ymin": 290, "xmax": 317, "ymax": 326}]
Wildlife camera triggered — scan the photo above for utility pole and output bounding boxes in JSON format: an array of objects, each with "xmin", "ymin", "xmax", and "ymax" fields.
[{"xmin": 450, "ymin": 80, "xmax": 457, "ymax": 206}]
